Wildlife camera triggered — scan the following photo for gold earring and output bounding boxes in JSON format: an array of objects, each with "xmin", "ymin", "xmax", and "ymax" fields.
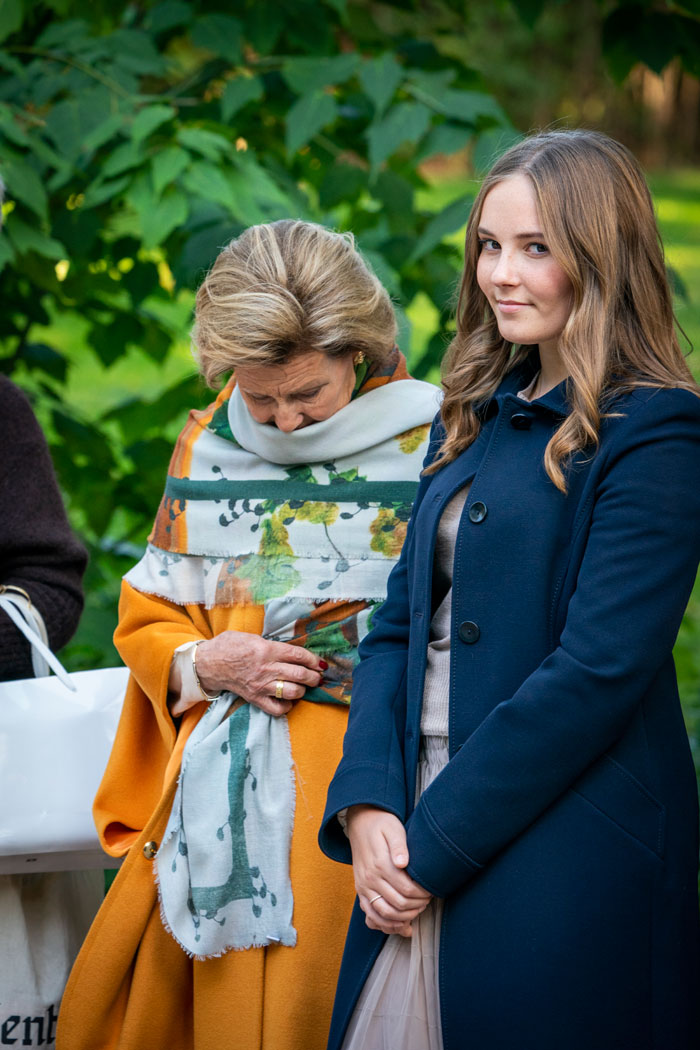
[{"xmin": 354, "ymin": 351, "xmax": 365, "ymax": 366}]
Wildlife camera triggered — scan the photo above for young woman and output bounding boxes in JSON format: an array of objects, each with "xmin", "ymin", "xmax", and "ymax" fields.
[{"xmin": 320, "ymin": 130, "xmax": 700, "ymax": 1050}]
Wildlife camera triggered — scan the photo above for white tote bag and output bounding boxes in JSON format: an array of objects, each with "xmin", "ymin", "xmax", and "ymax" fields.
[
  {"xmin": 0, "ymin": 588, "xmax": 128, "ymax": 1045},
  {"xmin": 0, "ymin": 589, "xmax": 129, "ymax": 873}
]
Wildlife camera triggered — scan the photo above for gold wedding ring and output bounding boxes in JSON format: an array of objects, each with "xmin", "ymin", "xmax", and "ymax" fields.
[{"xmin": 275, "ymin": 679, "xmax": 285, "ymax": 700}]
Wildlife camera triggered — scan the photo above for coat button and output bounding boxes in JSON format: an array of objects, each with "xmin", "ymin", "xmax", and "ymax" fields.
[
  {"xmin": 143, "ymin": 840, "xmax": 158, "ymax": 860},
  {"xmin": 458, "ymin": 621, "xmax": 480, "ymax": 644},
  {"xmin": 468, "ymin": 501, "xmax": 487, "ymax": 523},
  {"xmin": 510, "ymin": 413, "xmax": 532, "ymax": 430}
]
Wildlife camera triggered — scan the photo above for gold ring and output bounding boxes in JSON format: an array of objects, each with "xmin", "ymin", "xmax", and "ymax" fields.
[{"xmin": 275, "ymin": 679, "xmax": 285, "ymax": 700}]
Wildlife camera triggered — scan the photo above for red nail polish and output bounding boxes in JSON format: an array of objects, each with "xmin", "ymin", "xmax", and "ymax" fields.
[{"xmin": 319, "ymin": 660, "xmax": 329, "ymax": 670}]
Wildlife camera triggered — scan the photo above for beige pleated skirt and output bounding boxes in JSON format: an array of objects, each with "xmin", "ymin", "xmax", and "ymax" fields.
[{"xmin": 341, "ymin": 736, "xmax": 448, "ymax": 1050}]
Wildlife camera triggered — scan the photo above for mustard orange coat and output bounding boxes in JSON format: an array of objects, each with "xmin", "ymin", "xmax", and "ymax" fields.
[{"xmin": 57, "ymin": 583, "xmax": 357, "ymax": 1050}]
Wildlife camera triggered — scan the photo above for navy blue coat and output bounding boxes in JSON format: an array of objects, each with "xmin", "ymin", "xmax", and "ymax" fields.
[{"xmin": 320, "ymin": 360, "xmax": 700, "ymax": 1050}]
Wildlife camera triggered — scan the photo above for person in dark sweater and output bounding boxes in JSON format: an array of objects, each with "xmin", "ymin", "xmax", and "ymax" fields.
[
  {"xmin": 0, "ymin": 375, "xmax": 86, "ymax": 680},
  {"xmin": 0, "ymin": 373, "xmax": 98, "ymax": 1040}
]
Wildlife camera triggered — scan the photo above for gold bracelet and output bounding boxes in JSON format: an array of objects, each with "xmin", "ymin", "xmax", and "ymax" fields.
[{"xmin": 191, "ymin": 642, "xmax": 220, "ymax": 701}]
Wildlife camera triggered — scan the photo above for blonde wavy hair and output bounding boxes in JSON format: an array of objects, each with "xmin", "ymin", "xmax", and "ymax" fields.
[
  {"xmin": 431, "ymin": 129, "xmax": 698, "ymax": 490},
  {"xmin": 193, "ymin": 219, "xmax": 397, "ymax": 385}
]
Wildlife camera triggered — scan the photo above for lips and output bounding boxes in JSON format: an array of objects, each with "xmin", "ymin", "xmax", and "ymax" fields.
[{"xmin": 496, "ymin": 299, "xmax": 530, "ymax": 313}]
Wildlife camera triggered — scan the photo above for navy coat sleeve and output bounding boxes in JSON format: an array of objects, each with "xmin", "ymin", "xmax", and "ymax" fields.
[
  {"xmin": 405, "ymin": 390, "xmax": 700, "ymax": 896},
  {"xmin": 320, "ymin": 419, "xmax": 444, "ymax": 862}
]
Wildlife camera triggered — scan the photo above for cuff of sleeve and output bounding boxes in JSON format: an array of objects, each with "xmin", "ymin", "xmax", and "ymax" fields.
[
  {"xmin": 318, "ymin": 761, "xmax": 407, "ymax": 864},
  {"xmin": 172, "ymin": 640, "xmax": 205, "ymax": 707},
  {"xmin": 405, "ymin": 796, "xmax": 482, "ymax": 897}
]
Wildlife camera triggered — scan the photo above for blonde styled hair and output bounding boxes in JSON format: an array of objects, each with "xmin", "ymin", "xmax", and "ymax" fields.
[
  {"xmin": 432, "ymin": 129, "xmax": 698, "ymax": 489},
  {"xmin": 193, "ymin": 219, "xmax": 397, "ymax": 385}
]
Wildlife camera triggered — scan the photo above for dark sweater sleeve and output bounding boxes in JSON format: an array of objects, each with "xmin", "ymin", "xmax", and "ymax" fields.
[{"xmin": 0, "ymin": 377, "xmax": 87, "ymax": 680}]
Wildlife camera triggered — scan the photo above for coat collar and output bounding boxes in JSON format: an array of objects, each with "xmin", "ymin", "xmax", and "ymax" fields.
[{"xmin": 481, "ymin": 352, "xmax": 571, "ymax": 421}]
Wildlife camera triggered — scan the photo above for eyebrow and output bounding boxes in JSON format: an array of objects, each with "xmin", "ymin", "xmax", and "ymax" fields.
[
  {"xmin": 478, "ymin": 226, "xmax": 546, "ymax": 240},
  {"xmin": 242, "ymin": 380, "xmax": 328, "ymax": 398}
]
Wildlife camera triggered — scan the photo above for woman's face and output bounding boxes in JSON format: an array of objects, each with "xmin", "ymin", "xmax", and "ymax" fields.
[
  {"xmin": 235, "ymin": 350, "xmax": 357, "ymax": 432},
  {"xmin": 476, "ymin": 173, "xmax": 573, "ymax": 359}
]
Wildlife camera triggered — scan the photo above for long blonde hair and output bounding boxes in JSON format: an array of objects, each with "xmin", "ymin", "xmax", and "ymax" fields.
[
  {"xmin": 431, "ymin": 129, "xmax": 698, "ymax": 489},
  {"xmin": 193, "ymin": 219, "xmax": 396, "ymax": 385}
]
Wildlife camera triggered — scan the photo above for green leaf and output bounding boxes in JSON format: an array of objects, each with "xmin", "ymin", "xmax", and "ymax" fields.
[
  {"xmin": 358, "ymin": 53, "xmax": 403, "ymax": 117},
  {"xmin": 146, "ymin": 1, "xmax": 192, "ymax": 35},
  {"xmin": 437, "ymin": 90, "xmax": 505, "ymax": 125},
  {"xmin": 181, "ymin": 161, "xmax": 236, "ymax": 212},
  {"xmin": 102, "ymin": 140, "xmax": 148, "ymax": 178},
  {"xmin": 0, "ymin": 104, "xmax": 30, "ymax": 147},
  {"xmin": 88, "ymin": 314, "xmax": 145, "ymax": 367},
  {"xmin": 43, "ymin": 99, "xmax": 83, "ymax": 160},
  {"xmin": 2, "ymin": 157, "xmax": 48, "ymax": 222},
  {"xmin": 286, "ymin": 92, "xmax": 338, "ymax": 156},
  {"xmin": 366, "ymin": 102, "xmax": 432, "ymax": 171},
  {"xmin": 358, "ymin": 247, "xmax": 401, "ymax": 297},
  {"xmin": 191, "ymin": 13, "xmax": 242, "ymax": 63},
  {"xmin": 406, "ymin": 69, "xmax": 455, "ymax": 96},
  {"xmin": 507, "ymin": 0, "xmax": 548, "ymax": 27},
  {"xmin": 318, "ymin": 162, "xmax": 369, "ymax": 209},
  {"xmin": 233, "ymin": 153, "xmax": 298, "ymax": 215},
  {"xmin": 81, "ymin": 113, "xmax": 125, "ymax": 153},
  {"xmin": 323, "ymin": 0, "xmax": 347, "ymax": 15},
  {"xmin": 416, "ymin": 123, "xmax": 473, "ymax": 163},
  {"xmin": 245, "ymin": 1, "xmax": 283, "ymax": 53},
  {"xmin": 282, "ymin": 54, "xmax": 359, "ymax": 95},
  {"xmin": 0, "ymin": 235, "xmax": 15, "ymax": 273},
  {"xmin": 0, "ymin": 0, "xmax": 23, "ymax": 44},
  {"xmin": 151, "ymin": 145, "xmax": 191, "ymax": 196},
  {"xmin": 176, "ymin": 127, "xmax": 231, "ymax": 161},
  {"xmin": 472, "ymin": 127, "xmax": 524, "ymax": 176},
  {"xmin": 374, "ymin": 171, "xmax": 414, "ymax": 224},
  {"xmin": 409, "ymin": 195, "xmax": 472, "ymax": 263},
  {"xmin": 141, "ymin": 189, "xmax": 189, "ymax": 249},
  {"xmin": 82, "ymin": 175, "xmax": 131, "ymax": 209},
  {"xmin": 131, "ymin": 104, "xmax": 176, "ymax": 144},
  {"xmin": 108, "ymin": 30, "xmax": 166, "ymax": 76},
  {"xmin": 36, "ymin": 19, "xmax": 89, "ymax": 48},
  {"xmin": 44, "ymin": 87, "xmax": 114, "ymax": 161},
  {"xmin": 22, "ymin": 343, "xmax": 68, "ymax": 382},
  {"xmin": 221, "ymin": 76, "xmax": 264, "ymax": 122},
  {"xmin": 6, "ymin": 216, "xmax": 65, "ymax": 259}
]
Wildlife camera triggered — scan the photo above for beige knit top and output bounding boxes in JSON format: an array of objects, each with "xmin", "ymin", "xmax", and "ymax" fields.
[{"xmin": 419, "ymin": 486, "xmax": 469, "ymax": 738}]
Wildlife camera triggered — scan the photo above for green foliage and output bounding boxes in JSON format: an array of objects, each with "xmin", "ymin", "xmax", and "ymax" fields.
[{"xmin": 0, "ymin": 0, "xmax": 512, "ymax": 666}]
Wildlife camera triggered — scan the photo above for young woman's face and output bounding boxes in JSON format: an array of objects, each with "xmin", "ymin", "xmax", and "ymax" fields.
[
  {"xmin": 235, "ymin": 350, "xmax": 356, "ymax": 432},
  {"xmin": 476, "ymin": 173, "xmax": 573, "ymax": 358}
]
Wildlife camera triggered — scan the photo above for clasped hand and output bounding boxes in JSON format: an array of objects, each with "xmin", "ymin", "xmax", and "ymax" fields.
[
  {"xmin": 186, "ymin": 630, "xmax": 325, "ymax": 716},
  {"xmin": 346, "ymin": 805, "xmax": 432, "ymax": 938}
]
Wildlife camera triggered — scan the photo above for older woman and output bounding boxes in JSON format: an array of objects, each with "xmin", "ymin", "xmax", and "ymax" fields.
[{"xmin": 57, "ymin": 220, "xmax": 439, "ymax": 1050}]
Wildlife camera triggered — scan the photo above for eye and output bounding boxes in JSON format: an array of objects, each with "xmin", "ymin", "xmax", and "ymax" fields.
[
  {"xmin": 297, "ymin": 388, "xmax": 322, "ymax": 401},
  {"xmin": 478, "ymin": 237, "xmax": 500, "ymax": 252},
  {"xmin": 527, "ymin": 242, "xmax": 549, "ymax": 256},
  {"xmin": 248, "ymin": 393, "xmax": 271, "ymax": 403}
]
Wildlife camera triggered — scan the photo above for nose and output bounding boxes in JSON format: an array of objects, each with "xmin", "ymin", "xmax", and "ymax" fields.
[
  {"xmin": 491, "ymin": 249, "xmax": 518, "ymax": 287},
  {"xmin": 273, "ymin": 403, "xmax": 304, "ymax": 432}
]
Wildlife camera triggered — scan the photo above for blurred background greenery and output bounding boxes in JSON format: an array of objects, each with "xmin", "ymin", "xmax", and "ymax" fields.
[{"xmin": 0, "ymin": 0, "xmax": 699, "ymax": 774}]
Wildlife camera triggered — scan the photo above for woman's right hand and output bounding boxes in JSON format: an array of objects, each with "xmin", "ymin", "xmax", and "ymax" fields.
[
  {"xmin": 346, "ymin": 804, "xmax": 432, "ymax": 937},
  {"xmin": 192, "ymin": 631, "xmax": 325, "ymax": 716}
]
